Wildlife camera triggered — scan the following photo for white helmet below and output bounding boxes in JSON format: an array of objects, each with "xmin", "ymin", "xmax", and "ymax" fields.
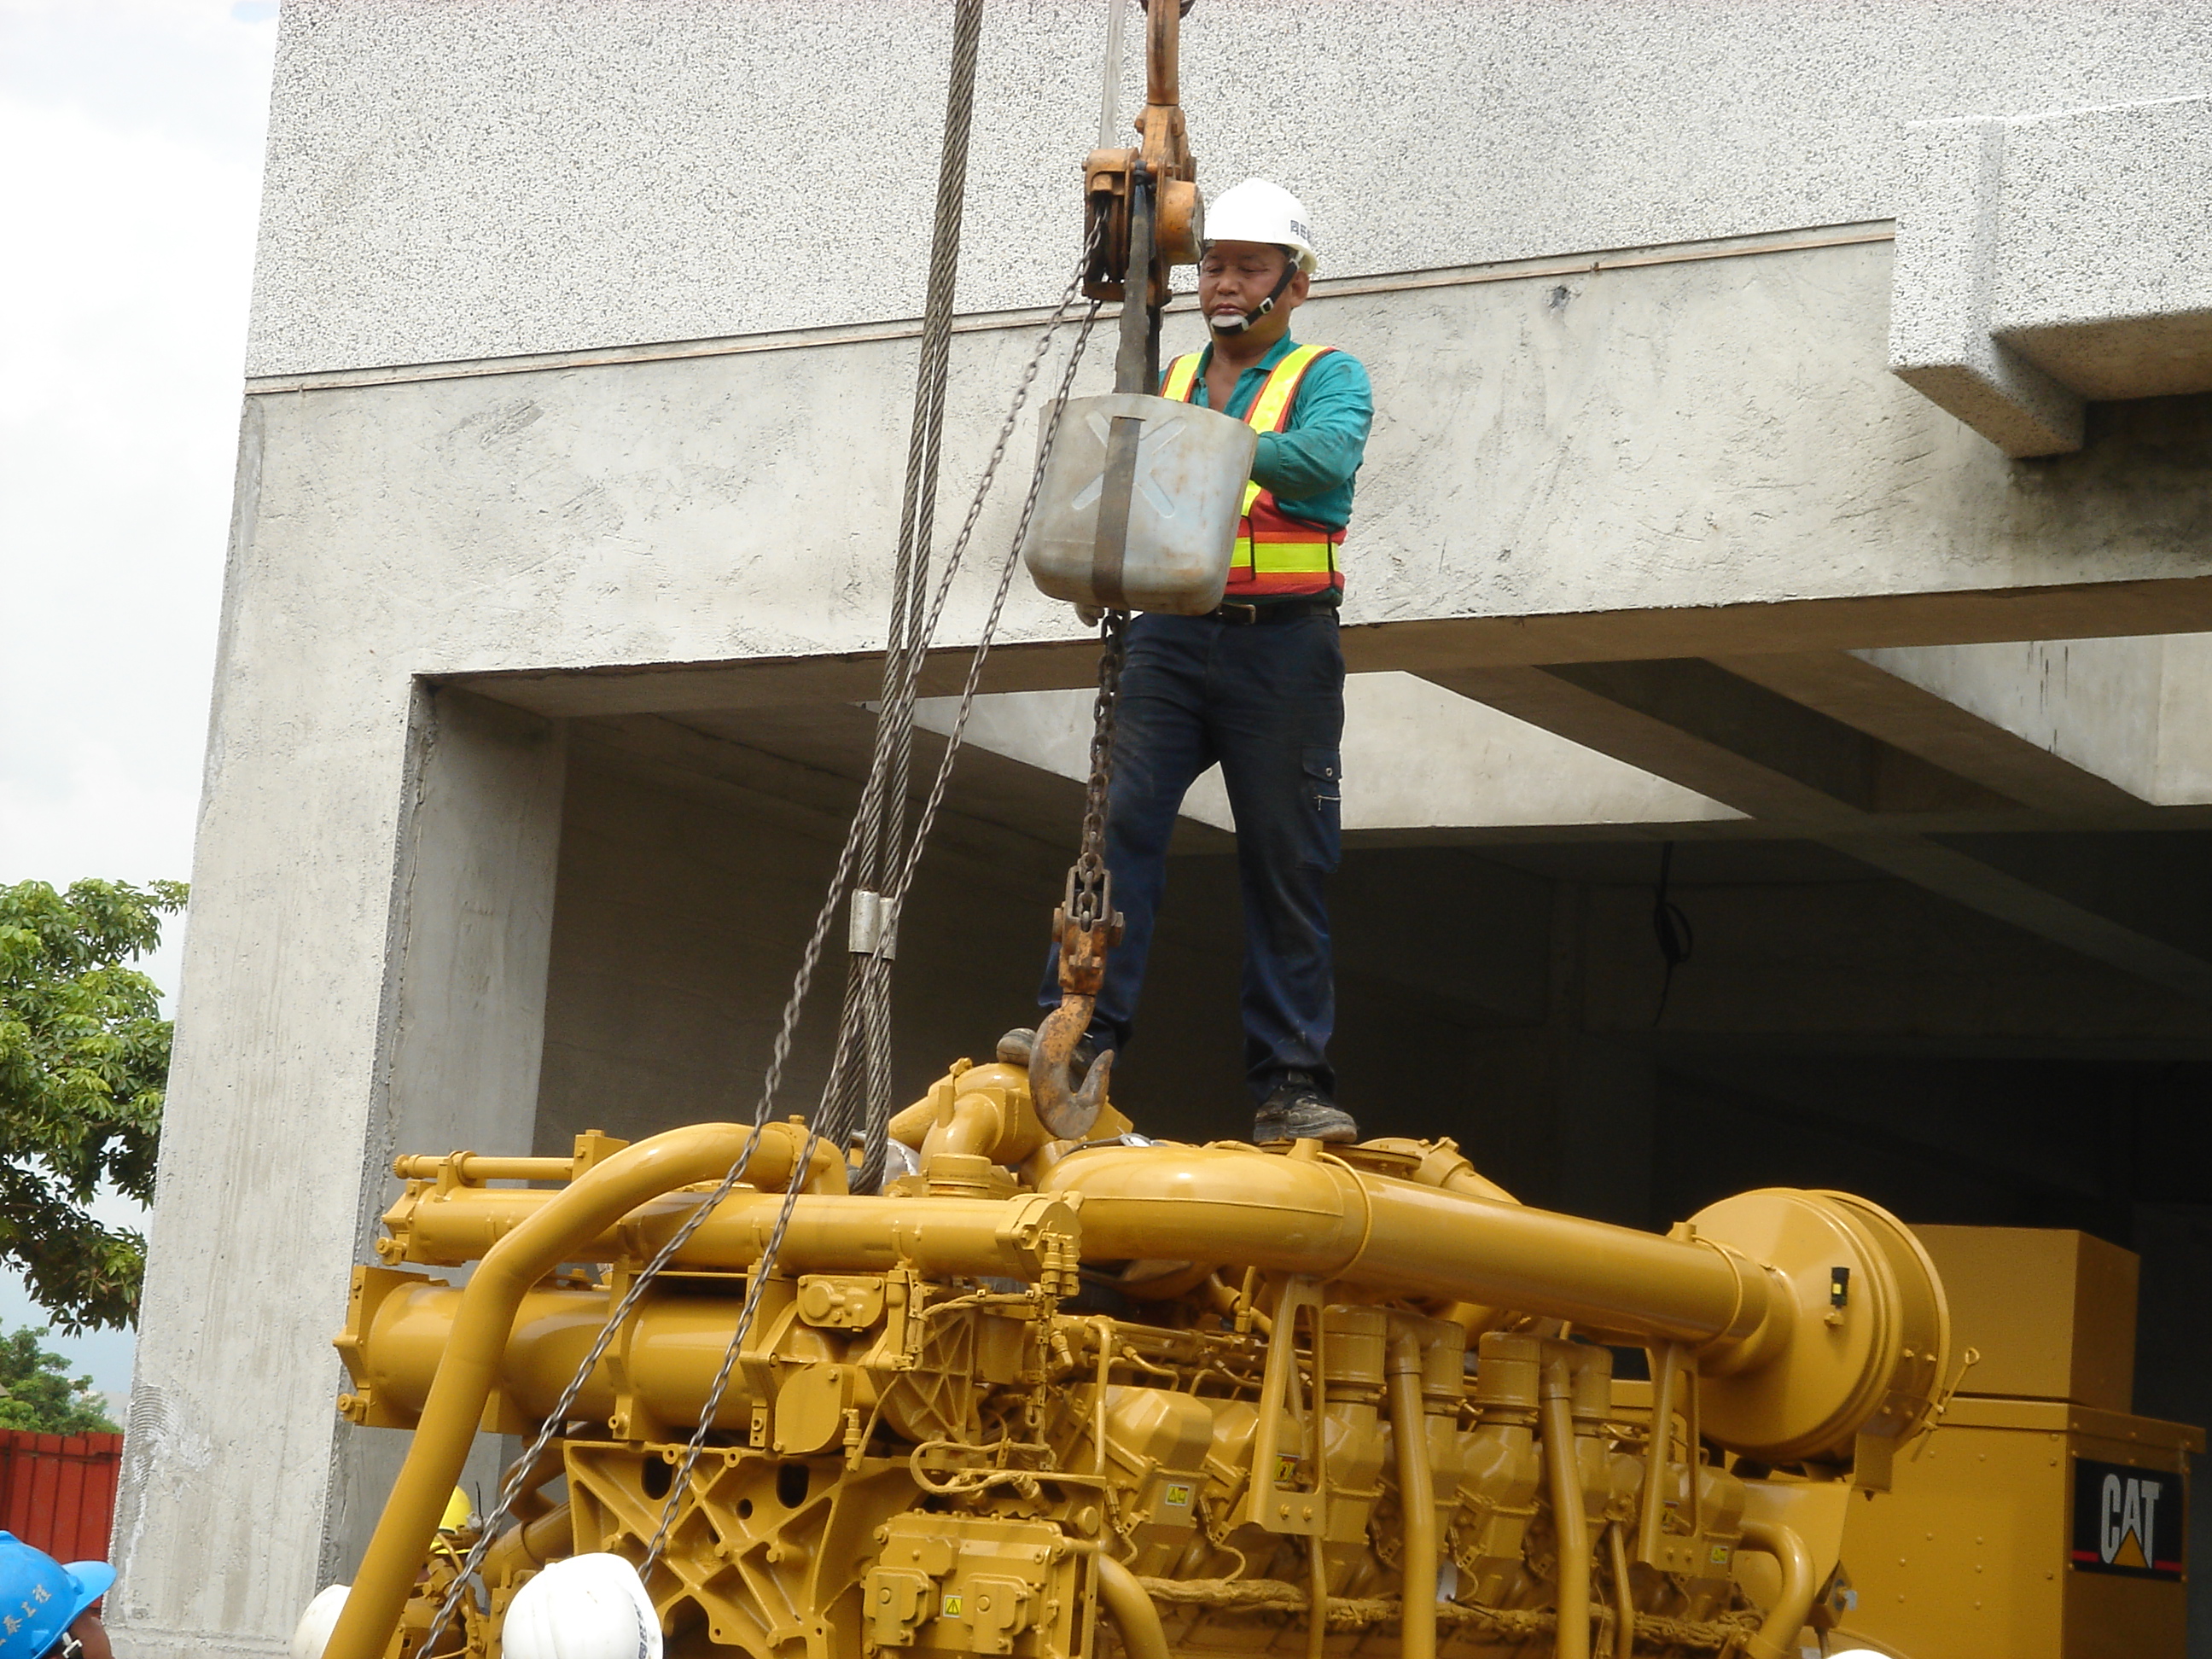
[
  {"xmin": 288, "ymin": 1583, "xmax": 350, "ymax": 1659},
  {"xmin": 1202, "ymin": 179, "xmax": 1318, "ymax": 275},
  {"xmin": 504, "ymin": 1554, "xmax": 664, "ymax": 1659}
]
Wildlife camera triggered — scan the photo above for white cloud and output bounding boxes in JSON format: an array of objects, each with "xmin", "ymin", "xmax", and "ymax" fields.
[{"xmin": 0, "ymin": 0, "xmax": 276, "ymax": 1395}]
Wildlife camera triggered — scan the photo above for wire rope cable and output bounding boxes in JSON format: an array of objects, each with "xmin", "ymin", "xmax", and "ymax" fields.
[
  {"xmin": 835, "ymin": 0, "xmax": 988, "ymax": 1159},
  {"xmin": 401, "ymin": 4, "xmax": 1138, "ymax": 1641},
  {"xmin": 642, "ymin": 288, "xmax": 1105, "ymax": 1581},
  {"xmin": 411, "ymin": 232, "xmax": 1105, "ymax": 1659}
]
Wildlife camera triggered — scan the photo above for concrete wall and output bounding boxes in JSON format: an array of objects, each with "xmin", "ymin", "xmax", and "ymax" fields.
[
  {"xmin": 250, "ymin": 0, "xmax": 2212, "ymax": 376},
  {"xmin": 1891, "ymin": 94, "xmax": 2212, "ymax": 453},
  {"xmin": 114, "ymin": 681, "xmax": 561, "ymax": 1654}
]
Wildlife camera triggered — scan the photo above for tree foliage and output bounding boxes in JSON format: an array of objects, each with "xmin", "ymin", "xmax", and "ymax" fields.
[
  {"xmin": 0, "ymin": 879, "xmax": 185, "ymax": 1333},
  {"xmin": 0, "ymin": 1326, "xmax": 119, "ymax": 1435}
]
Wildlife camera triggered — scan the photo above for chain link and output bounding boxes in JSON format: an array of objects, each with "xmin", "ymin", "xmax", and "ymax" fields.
[{"xmin": 1068, "ymin": 608, "xmax": 1130, "ymax": 927}]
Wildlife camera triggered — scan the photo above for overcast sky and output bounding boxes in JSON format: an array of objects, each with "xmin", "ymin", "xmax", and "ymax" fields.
[{"xmin": 1, "ymin": 0, "xmax": 276, "ymax": 1394}]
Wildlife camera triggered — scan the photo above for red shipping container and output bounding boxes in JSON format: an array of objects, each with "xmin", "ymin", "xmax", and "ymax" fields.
[{"xmin": 0, "ymin": 1431, "xmax": 121, "ymax": 1565}]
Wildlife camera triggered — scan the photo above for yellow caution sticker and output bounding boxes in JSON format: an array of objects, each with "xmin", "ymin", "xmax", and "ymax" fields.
[
  {"xmin": 1164, "ymin": 1483, "xmax": 1192, "ymax": 1508},
  {"xmin": 1276, "ymin": 1454, "xmax": 1301, "ymax": 1487},
  {"xmin": 942, "ymin": 1594, "xmax": 964, "ymax": 1620},
  {"xmin": 1708, "ymin": 1544, "xmax": 1732, "ymax": 1568}
]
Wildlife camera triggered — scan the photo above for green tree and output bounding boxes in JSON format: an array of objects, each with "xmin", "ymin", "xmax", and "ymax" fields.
[
  {"xmin": 0, "ymin": 879, "xmax": 184, "ymax": 1333},
  {"xmin": 0, "ymin": 1325, "xmax": 119, "ymax": 1435}
]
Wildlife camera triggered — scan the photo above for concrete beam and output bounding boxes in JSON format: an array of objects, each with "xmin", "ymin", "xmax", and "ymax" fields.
[
  {"xmin": 1434, "ymin": 661, "xmax": 2212, "ymax": 1005},
  {"xmin": 1711, "ymin": 649, "xmax": 2146, "ymax": 814},
  {"xmin": 1892, "ymin": 97, "xmax": 2212, "ymax": 455},
  {"xmin": 248, "ymin": 234, "xmax": 2212, "ymax": 724},
  {"xmin": 1433, "ymin": 661, "xmax": 2010, "ymax": 824},
  {"xmin": 1857, "ymin": 636, "xmax": 2212, "ymax": 810},
  {"xmin": 1824, "ymin": 833, "xmax": 2212, "ymax": 1005}
]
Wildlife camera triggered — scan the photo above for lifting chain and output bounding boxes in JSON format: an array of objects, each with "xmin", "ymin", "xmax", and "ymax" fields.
[
  {"xmin": 1069, "ymin": 607, "xmax": 1130, "ymax": 929},
  {"xmin": 1031, "ymin": 612, "xmax": 1130, "ymax": 1142}
]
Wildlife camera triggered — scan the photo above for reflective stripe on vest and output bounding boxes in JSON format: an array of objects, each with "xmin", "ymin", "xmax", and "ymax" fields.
[{"xmin": 1161, "ymin": 344, "xmax": 1346, "ymax": 598}]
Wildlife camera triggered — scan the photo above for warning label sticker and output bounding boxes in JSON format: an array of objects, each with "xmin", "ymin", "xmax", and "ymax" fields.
[{"xmin": 2071, "ymin": 1459, "xmax": 2186, "ymax": 1580}]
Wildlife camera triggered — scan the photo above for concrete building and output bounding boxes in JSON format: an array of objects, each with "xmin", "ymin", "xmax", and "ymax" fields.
[{"xmin": 115, "ymin": 3, "xmax": 2212, "ymax": 1653}]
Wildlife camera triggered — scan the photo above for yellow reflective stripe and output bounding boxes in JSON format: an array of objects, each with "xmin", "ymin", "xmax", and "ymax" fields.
[
  {"xmin": 1234, "ymin": 541, "xmax": 1336, "ymax": 573},
  {"xmin": 1240, "ymin": 480, "xmax": 1261, "ymax": 515},
  {"xmin": 1244, "ymin": 344, "xmax": 1329, "ymax": 433},
  {"xmin": 1161, "ymin": 352, "xmax": 1203, "ymax": 402}
]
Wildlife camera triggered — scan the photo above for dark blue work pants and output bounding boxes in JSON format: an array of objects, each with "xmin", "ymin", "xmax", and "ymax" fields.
[{"xmin": 1040, "ymin": 610, "xmax": 1344, "ymax": 1103}]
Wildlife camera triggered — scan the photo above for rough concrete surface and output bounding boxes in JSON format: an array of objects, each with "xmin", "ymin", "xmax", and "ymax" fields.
[
  {"xmin": 232, "ymin": 243, "xmax": 2212, "ymax": 675},
  {"xmin": 250, "ymin": 0, "xmax": 2212, "ymax": 376},
  {"xmin": 1892, "ymin": 94, "xmax": 2212, "ymax": 451},
  {"xmin": 1863, "ymin": 634, "xmax": 2212, "ymax": 807}
]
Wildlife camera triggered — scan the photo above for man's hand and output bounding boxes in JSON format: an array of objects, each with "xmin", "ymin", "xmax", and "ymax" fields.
[{"xmin": 1074, "ymin": 602, "xmax": 1105, "ymax": 627}]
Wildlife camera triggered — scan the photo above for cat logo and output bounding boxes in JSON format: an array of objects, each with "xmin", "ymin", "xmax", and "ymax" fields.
[{"xmin": 2070, "ymin": 1459, "xmax": 2186, "ymax": 1581}]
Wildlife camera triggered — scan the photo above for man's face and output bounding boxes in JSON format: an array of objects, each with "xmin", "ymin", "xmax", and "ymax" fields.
[{"xmin": 1198, "ymin": 241, "xmax": 1307, "ymax": 335}]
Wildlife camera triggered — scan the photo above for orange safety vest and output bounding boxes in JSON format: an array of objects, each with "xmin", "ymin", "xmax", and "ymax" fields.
[{"xmin": 1161, "ymin": 344, "xmax": 1346, "ymax": 601}]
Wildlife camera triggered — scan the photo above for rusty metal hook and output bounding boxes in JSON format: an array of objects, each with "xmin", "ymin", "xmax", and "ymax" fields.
[
  {"xmin": 1031, "ymin": 994, "xmax": 1115, "ymax": 1142},
  {"xmin": 1030, "ymin": 876, "xmax": 1123, "ymax": 1140}
]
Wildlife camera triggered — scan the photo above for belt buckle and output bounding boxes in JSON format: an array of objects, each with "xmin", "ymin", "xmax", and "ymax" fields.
[{"xmin": 1217, "ymin": 602, "xmax": 1259, "ymax": 626}]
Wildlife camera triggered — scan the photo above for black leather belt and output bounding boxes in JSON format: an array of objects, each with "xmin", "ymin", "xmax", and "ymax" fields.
[{"xmin": 1207, "ymin": 597, "xmax": 1341, "ymax": 626}]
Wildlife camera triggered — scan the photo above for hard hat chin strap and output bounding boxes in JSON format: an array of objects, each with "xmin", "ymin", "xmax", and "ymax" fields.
[{"xmin": 1208, "ymin": 256, "xmax": 1301, "ymax": 336}]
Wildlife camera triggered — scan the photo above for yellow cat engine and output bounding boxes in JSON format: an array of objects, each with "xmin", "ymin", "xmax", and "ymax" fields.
[{"xmin": 306, "ymin": 1052, "xmax": 2196, "ymax": 1659}]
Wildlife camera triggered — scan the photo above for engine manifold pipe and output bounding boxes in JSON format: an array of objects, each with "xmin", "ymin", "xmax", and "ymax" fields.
[
  {"xmin": 323, "ymin": 1123, "xmax": 861, "ymax": 1659},
  {"xmin": 1096, "ymin": 1555, "xmax": 1173, "ymax": 1659},
  {"xmin": 1039, "ymin": 1145, "xmax": 1779, "ymax": 1356},
  {"xmin": 1541, "ymin": 1356, "xmax": 1592, "ymax": 1659},
  {"xmin": 387, "ymin": 1142, "xmax": 1786, "ymax": 1355},
  {"xmin": 1386, "ymin": 1324, "xmax": 1439, "ymax": 1659}
]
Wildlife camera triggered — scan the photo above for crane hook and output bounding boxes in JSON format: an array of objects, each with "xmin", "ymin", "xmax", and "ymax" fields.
[{"xmin": 1030, "ymin": 873, "xmax": 1122, "ymax": 1140}]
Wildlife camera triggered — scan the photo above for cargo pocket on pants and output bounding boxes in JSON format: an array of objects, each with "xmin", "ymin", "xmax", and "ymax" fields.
[{"xmin": 1301, "ymin": 748, "xmax": 1343, "ymax": 870}]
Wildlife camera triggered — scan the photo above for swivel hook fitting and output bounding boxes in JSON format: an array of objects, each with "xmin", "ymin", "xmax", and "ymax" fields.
[{"xmin": 1031, "ymin": 869, "xmax": 1123, "ymax": 1139}]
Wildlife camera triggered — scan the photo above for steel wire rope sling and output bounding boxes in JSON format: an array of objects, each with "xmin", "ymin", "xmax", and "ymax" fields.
[
  {"xmin": 394, "ymin": 38, "xmax": 1109, "ymax": 1659},
  {"xmin": 831, "ymin": 0, "xmax": 988, "ymax": 1190},
  {"xmin": 410, "ymin": 267, "xmax": 1103, "ymax": 1659}
]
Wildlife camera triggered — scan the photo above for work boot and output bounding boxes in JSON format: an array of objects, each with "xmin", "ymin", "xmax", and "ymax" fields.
[{"xmin": 1253, "ymin": 1072, "xmax": 1359, "ymax": 1144}]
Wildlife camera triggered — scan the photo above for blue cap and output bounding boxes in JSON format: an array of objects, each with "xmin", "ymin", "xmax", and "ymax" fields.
[{"xmin": 0, "ymin": 1534, "xmax": 110, "ymax": 1658}]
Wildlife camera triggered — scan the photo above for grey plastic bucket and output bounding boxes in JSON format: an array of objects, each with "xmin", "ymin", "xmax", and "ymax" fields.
[{"xmin": 1021, "ymin": 393, "xmax": 1259, "ymax": 615}]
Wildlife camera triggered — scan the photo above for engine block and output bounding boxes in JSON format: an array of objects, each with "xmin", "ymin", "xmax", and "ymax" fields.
[{"xmin": 328, "ymin": 1053, "xmax": 1954, "ymax": 1659}]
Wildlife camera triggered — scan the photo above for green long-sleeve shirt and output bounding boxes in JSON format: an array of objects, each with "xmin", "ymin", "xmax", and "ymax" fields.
[{"xmin": 1169, "ymin": 335, "xmax": 1373, "ymax": 533}]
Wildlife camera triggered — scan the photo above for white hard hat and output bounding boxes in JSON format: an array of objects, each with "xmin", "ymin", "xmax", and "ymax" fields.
[
  {"xmin": 504, "ymin": 1554, "xmax": 663, "ymax": 1659},
  {"xmin": 1203, "ymin": 179, "xmax": 1318, "ymax": 274},
  {"xmin": 288, "ymin": 1584, "xmax": 350, "ymax": 1659}
]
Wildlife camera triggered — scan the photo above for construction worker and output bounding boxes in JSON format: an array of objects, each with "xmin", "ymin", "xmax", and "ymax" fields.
[
  {"xmin": 0, "ymin": 1534, "xmax": 114, "ymax": 1659},
  {"xmin": 1044, "ymin": 179, "xmax": 1372, "ymax": 1144}
]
